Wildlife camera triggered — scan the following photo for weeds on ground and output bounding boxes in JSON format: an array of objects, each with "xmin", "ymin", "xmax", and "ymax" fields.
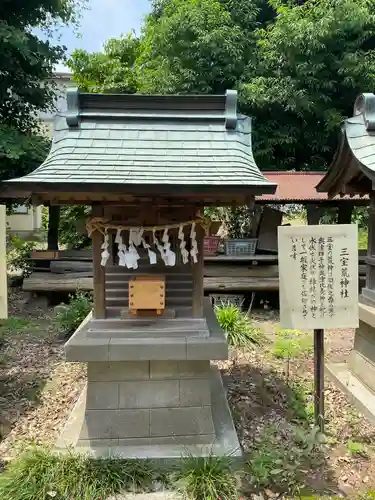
[
  {"xmin": 347, "ymin": 439, "xmax": 367, "ymax": 457},
  {"xmin": 272, "ymin": 328, "xmax": 312, "ymax": 382},
  {"xmin": 0, "ymin": 445, "xmax": 159, "ymax": 500},
  {"xmin": 7, "ymin": 236, "xmax": 38, "ymax": 277},
  {"xmin": 215, "ymin": 302, "xmax": 264, "ymax": 347},
  {"xmin": 173, "ymin": 452, "xmax": 239, "ymax": 500},
  {"xmin": 246, "ymin": 423, "xmax": 324, "ymax": 496},
  {"xmin": 358, "ymin": 492, "xmax": 375, "ymax": 499},
  {"xmin": 0, "ymin": 317, "xmax": 30, "ymax": 335},
  {"xmin": 287, "ymin": 380, "xmax": 315, "ymax": 425},
  {"xmin": 56, "ymin": 291, "xmax": 93, "ymax": 337}
]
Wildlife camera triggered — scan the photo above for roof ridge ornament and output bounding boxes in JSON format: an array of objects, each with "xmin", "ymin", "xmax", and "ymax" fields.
[
  {"xmin": 225, "ymin": 89, "xmax": 237, "ymax": 130},
  {"xmin": 354, "ymin": 93, "xmax": 375, "ymax": 131},
  {"xmin": 66, "ymin": 87, "xmax": 80, "ymax": 127}
]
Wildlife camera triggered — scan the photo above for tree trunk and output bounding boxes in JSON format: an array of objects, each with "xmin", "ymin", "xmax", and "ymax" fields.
[
  {"xmin": 306, "ymin": 204, "xmax": 321, "ymax": 225},
  {"xmin": 47, "ymin": 205, "xmax": 60, "ymax": 251}
]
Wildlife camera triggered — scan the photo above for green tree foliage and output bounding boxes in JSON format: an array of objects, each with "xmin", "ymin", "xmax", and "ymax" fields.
[
  {"xmin": 137, "ymin": 0, "xmax": 247, "ymax": 94},
  {"xmin": 242, "ymin": 0, "xmax": 375, "ymax": 170},
  {"xmin": 68, "ymin": 0, "xmax": 375, "ymax": 171},
  {"xmin": 0, "ymin": 125, "xmax": 49, "ymax": 182},
  {"xmin": 0, "ymin": 0, "xmax": 84, "ymax": 182},
  {"xmin": 68, "ymin": 34, "xmax": 140, "ymax": 93}
]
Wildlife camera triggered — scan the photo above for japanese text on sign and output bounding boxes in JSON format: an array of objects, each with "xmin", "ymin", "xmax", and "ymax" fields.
[{"xmin": 278, "ymin": 225, "xmax": 359, "ymax": 330}]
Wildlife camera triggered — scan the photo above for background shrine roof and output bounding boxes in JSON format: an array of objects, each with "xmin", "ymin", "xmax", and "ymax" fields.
[
  {"xmin": 317, "ymin": 93, "xmax": 375, "ymax": 198},
  {"xmin": 2, "ymin": 89, "xmax": 276, "ymax": 199},
  {"xmin": 256, "ymin": 171, "xmax": 368, "ymax": 204}
]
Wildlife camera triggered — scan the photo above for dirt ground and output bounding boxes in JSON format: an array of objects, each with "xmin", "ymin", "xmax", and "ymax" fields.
[{"xmin": 1, "ymin": 290, "xmax": 375, "ymax": 498}]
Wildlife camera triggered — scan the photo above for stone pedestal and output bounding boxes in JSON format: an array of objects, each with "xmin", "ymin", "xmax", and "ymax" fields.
[
  {"xmin": 326, "ymin": 302, "xmax": 375, "ymax": 423},
  {"xmin": 56, "ymin": 301, "xmax": 241, "ymax": 459}
]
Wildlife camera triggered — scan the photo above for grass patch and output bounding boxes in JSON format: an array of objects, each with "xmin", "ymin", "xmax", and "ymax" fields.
[
  {"xmin": 173, "ymin": 452, "xmax": 239, "ymax": 500},
  {"xmin": 0, "ymin": 317, "xmax": 30, "ymax": 336},
  {"xmin": 215, "ymin": 303, "xmax": 264, "ymax": 347},
  {"xmin": 347, "ymin": 439, "xmax": 368, "ymax": 457},
  {"xmin": 56, "ymin": 291, "xmax": 92, "ymax": 337},
  {"xmin": 0, "ymin": 446, "xmax": 160, "ymax": 500},
  {"xmin": 0, "ymin": 446, "xmax": 242, "ymax": 500},
  {"xmin": 246, "ymin": 423, "xmax": 323, "ymax": 495}
]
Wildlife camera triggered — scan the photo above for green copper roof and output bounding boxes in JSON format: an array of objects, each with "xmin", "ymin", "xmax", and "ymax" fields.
[
  {"xmin": 4, "ymin": 89, "xmax": 276, "ymax": 197},
  {"xmin": 317, "ymin": 93, "xmax": 375, "ymax": 197}
]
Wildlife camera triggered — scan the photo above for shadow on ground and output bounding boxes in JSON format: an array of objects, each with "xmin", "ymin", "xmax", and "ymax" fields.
[{"xmin": 223, "ymin": 361, "xmax": 344, "ymax": 497}]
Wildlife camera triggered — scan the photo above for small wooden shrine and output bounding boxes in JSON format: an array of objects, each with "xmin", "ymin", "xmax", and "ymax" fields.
[
  {"xmin": 1, "ymin": 89, "xmax": 276, "ymax": 457},
  {"xmin": 317, "ymin": 93, "xmax": 375, "ymax": 421}
]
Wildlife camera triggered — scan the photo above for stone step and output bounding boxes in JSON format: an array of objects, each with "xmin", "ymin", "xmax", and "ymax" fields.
[
  {"xmin": 90, "ymin": 317, "xmax": 207, "ymax": 330},
  {"xmin": 105, "ymin": 306, "xmax": 194, "ymax": 318}
]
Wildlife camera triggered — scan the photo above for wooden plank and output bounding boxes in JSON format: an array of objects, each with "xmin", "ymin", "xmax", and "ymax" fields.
[
  {"xmin": 50, "ymin": 260, "xmax": 93, "ymax": 274},
  {"xmin": 204, "ymin": 276, "xmax": 279, "ymax": 291},
  {"xmin": 23, "ymin": 273, "xmax": 93, "ymax": 291},
  {"xmin": 204, "ymin": 254, "xmax": 278, "ymax": 263},
  {"xmin": 59, "ymin": 249, "xmax": 93, "ymax": 260},
  {"xmin": 92, "ymin": 204, "xmax": 106, "ymax": 318},
  {"xmin": 21, "ymin": 272, "xmax": 366, "ymax": 294},
  {"xmin": 204, "ymin": 264, "xmax": 279, "ymax": 278},
  {"xmin": 31, "ymin": 250, "xmax": 59, "ymax": 260}
]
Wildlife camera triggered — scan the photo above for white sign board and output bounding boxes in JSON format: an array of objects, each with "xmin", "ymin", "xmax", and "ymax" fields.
[{"xmin": 278, "ymin": 224, "xmax": 359, "ymax": 330}]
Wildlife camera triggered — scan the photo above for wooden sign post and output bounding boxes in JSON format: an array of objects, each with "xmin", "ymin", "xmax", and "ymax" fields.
[{"xmin": 278, "ymin": 224, "xmax": 359, "ymax": 432}]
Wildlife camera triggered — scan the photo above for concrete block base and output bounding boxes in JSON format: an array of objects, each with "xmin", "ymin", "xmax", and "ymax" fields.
[
  {"xmin": 326, "ymin": 302, "xmax": 375, "ymax": 423},
  {"xmin": 56, "ymin": 367, "xmax": 242, "ymax": 460},
  {"xmin": 326, "ymin": 362, "xmax": 375, "ymax": 424}
]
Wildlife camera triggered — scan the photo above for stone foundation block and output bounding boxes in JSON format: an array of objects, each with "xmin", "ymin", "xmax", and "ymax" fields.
[
  {"xmin": 80, "ymin": 409, "xmax": 150, "ymax": 439},
  {"xmin": 119, "ymin": 380, "xmax": 180, "ymax": 409},
  {"xmin": 179, "ymin": 378, "xmax": 211, "ymax": 406},
  {"xmin": 108, "ymin": 338, "xmax": 187, "ymax": 361},
  {"xmin": 150, "ymin": 361, "xmax": 210, "ymax": 379},
  {"xmin": 150, "ymin": 407, "xmax": 214, "ymax": 437},
  {"xmin": 88, "ymin": 361, "xmax": 150, "ymax": 381},
  {"xmin": 86, "ymin": 382, "xmax": 119, "ymax": 410},
  {"xmin": 349, "ymin": 318, "xmax": 375, "ymax": 392}
]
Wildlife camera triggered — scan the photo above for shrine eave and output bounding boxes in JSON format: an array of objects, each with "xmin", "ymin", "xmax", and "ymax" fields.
[
  {"xmin": 0, "ymin": 180, "xmax": 277, "ymax": 206},
  {"xmin": 317, "ymin": 93, "xmax": 375, "ymax": 198},
  {"xmin": 1, "ymin": 88, "xmax": 276, "ymax": 202}
]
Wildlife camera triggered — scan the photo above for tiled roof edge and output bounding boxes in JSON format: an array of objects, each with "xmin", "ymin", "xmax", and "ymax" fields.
[
  {"xmin": 65, "ymin": 88, "xmax": 238, "ymax": 129},
  {"xmin": 354, "ymin": 93, "xmax": 375, "ymax": 131}
]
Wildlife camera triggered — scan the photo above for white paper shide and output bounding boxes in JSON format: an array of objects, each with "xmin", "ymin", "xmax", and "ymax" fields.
[{"xmin": 278, "ymin": 224, "xmax": 359, "ymax": 330}]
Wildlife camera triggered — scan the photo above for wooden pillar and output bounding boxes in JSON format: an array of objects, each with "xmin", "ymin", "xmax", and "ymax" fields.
[
  {"xmin": 0, "ymin": 205, "xmax": 7, "ymax": 319},
  {"xmin": 366, "ymin": 193, "xmax": 375, "ymax": 291},
  {"xmin": 47, "ymin": 204, "xmax": 60, "ymax": 251},
  {"xmin": 192, "ymin": 225, "xmax": 204, "ymax": 317},
  {"xmin": 306, "ymin": 204, "xmax": 321, "ymax": 225},
  {"xmin": 92, "ymin": 203, "xmax": 106, "ymax": 319},
  {"xmin": 338, "ymin": 201, "xmax": 353, "ymax": 225}
]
